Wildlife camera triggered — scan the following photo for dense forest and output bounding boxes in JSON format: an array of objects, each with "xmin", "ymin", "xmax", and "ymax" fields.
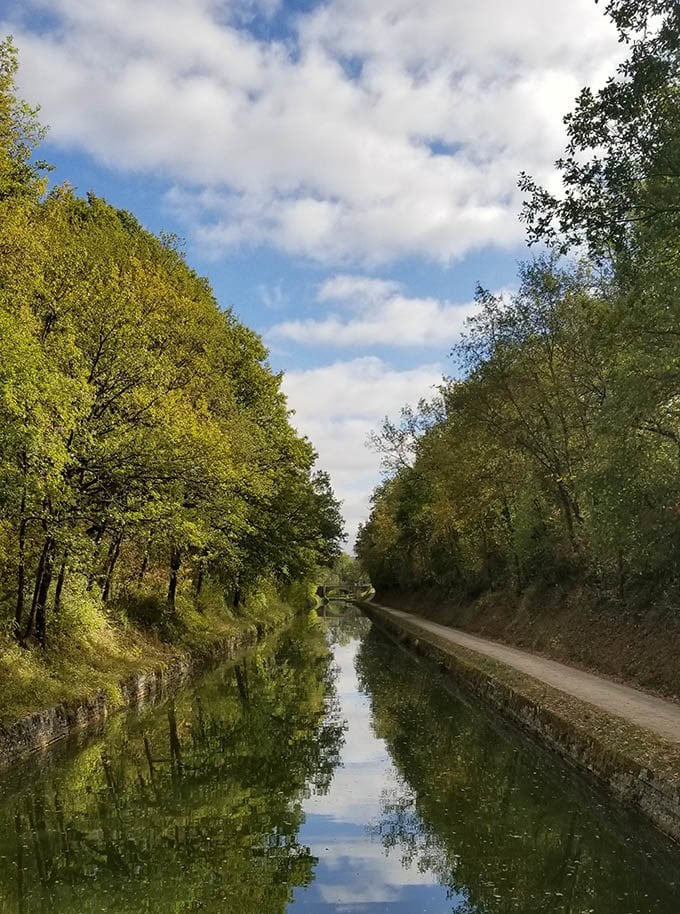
[
  {"xmin": 357, "ymin": 0, "xmax": 680, "ymax": 608},
  {"xmin": 0, "ymin": 37, "xmax": 344, "ymax": 658}
]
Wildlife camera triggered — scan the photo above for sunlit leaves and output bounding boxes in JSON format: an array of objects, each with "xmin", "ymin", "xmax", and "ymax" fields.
[{"xmin": 0, "ymin": 40, "xmax": 345, "ymax": 644}]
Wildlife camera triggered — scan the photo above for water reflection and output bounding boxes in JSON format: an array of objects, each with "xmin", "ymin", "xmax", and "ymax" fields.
[
  {"xmin": 292, "ymin": 608, "xmax": 456, "ymax": 912},
  {"xmin": 356, "ymin": 624, "xmax": 680, "ymax": 913},
  {"xmin": 0, "ymin": 607, "xmax": 678, "ymax": 914},
  {"xmin": 0, "ymin": 613, "xmax": 344, "ymax": 914}
]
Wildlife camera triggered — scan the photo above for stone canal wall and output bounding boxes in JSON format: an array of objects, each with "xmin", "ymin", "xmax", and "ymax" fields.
[
  {"xmin": 362, "ymin": 602, "xmax": 680, "ymax": 845},
  {"xmin": 0, "ymin": 627, "xmax": 264, "ymax": 769}
]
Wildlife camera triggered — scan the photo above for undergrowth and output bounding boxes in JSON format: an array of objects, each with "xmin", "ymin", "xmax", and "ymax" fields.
[{"xmin": 0, "ymin": 576, "xmax": 314, "ymax": 727}]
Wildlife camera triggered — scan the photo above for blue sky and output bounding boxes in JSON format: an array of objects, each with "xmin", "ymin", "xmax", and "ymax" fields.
[{"xmin": 2, "ymin": 0, "xmax": 621, "ymax": 545}]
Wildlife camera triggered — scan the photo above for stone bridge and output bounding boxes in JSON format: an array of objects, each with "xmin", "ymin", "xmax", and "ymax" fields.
[{"xmin": 316, "ymin": 582, "xmax": 374, "ymax": 602}]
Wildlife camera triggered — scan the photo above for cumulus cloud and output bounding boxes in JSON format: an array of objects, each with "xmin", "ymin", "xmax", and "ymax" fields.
[
  {"xmin": 269, "ymin": 272, "xmax": 479, "ymax": 346},
  {"xmin": 281, "ymin": 356, "xmax": 443, "ymax": 544},
  {"xmin": 5, "ymin": 0, "xmax": 621, "ymax": 264}
]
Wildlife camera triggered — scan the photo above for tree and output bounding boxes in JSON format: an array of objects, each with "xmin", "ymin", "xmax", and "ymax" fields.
[
  {"xmin": 0, "ymin": 40, "xmax": 346, "ymax": 649},
  {"xmin": 520, "ymin": 1, "xmax": 680, "ymax": 257},
  {"xmin": 0, "ymin": 36, "xmax": 48, "ymax": 201}
]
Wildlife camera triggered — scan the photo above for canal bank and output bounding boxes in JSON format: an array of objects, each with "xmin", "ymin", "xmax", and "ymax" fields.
[
  {"xmin": 0, "ymin": 599, "xmax": 303, "ymax": 769},
  {"xmin": 2, "ymin": 606, "xmax": 679, "ymax": 914},
  {"xmin": 361, "ymin": 601, "xmax": 680, "ymax": 844}
]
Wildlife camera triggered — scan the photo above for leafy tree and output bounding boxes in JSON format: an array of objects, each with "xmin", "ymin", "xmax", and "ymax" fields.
[
  {"xmin": 0, "ymin": 40, "xmax": 345, "ymax": 650},
  {"xmin": 520, "ymin": 1, "xmax": 680, "ymax": 257}
]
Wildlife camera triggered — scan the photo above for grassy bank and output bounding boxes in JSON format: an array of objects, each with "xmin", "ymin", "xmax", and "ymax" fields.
[
  {"xmin": 377, "ymin": 585, "xmax": 680, "ymax": 701},
  {"xmin": 0, "ymin": 580, "xmax": 314, "ymax": 728}
]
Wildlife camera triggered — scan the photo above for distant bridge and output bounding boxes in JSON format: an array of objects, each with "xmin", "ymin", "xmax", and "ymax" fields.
[{"xmin": 316, "ymin": 582, "xmax": 374, "ymax": 602}]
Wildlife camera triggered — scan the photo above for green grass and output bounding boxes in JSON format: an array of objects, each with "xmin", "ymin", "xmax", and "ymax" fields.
[
  {"xmin": 0, "ymin": 579, "xmax": 309, "ymax": 728},
  {"xmin": 0, "ymin": 623, "xmax": 169, "ymax": 724}
]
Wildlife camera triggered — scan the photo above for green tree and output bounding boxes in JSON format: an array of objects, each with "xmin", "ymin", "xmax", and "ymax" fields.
[{"xmin": 0, "ymin": 40, "xmax": 345, "ymax": 652}]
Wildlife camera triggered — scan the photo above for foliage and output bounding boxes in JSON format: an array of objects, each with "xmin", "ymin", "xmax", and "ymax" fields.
[
  {"xmin": 0, "ymin": 39, "xmax": 345, "ymax": 657},
  {"xmin": 358, "ymin": 250, "xmax": 680, "ymax": 601},
  {"xmin": 358, "ymin": 1, "xmax": 680, "ymax": 612},
  {"xmin": 520, "ymin": 1, "xmax": 680, "ymax": 257},
  {"xmin": 315, "ymin": 553, "xmax": 367, "ymax": 586},
  {"xmin": 0, "ymin": 617, "xmax": 345, "ymax": 914}
]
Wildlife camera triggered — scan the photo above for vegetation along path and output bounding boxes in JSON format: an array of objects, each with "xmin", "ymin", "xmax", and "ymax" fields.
[{"xmin": 378, "ymin": 606, "xmax": 680, "ymax": 744}]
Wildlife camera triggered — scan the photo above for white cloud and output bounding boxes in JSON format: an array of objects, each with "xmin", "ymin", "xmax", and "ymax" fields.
[
  {"xmin": 281, "ymin": 357, "xmax": 443, "ymax": 544},
  {"xmin": 269, "ymin": 273, "xmax": 479, "ymax": 347},
  {"xmin": 6, "ymin": 0, "xmax": 622, "ymax": 264},
  {"xmin": 318, "ymin": 275, "xmax": 401, "ymax": 304},
  {"xmin": 257, "ymin": 281, "xmax": 287, "ymax": 310},
  {"xmin": 297, "ymin": 636, "xmax": 451, "ymax": 909}
]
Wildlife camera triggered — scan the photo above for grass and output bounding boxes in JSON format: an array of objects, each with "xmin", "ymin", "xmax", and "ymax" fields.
[
  {"xmin": 0, "ymin": 624, "xmax": 170, "ymax": 725},
  {"xmin": 0, "ymin": 578, "xmax": 309, "ymax": 728}
]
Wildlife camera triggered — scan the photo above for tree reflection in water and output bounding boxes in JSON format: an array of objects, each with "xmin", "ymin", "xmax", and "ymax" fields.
[
  {"xmin": 356, "ymin": 625, "xmax": 680, "ymax": 914},
  {"xmin": 0, "ymin": 613, "xmax": 345, "ymax": 914},
  {"xmin": 3, "ymin": 611, "xmax": 679, "ymax": 914}
]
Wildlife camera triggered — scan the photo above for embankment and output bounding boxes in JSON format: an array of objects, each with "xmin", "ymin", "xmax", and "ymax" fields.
[
  {"xmin": 363, "ymin": 601, "xmax": 680, "ymax": 845},
  {"xmin": 377, "ymin": 586, "xmax": 680, "ymax": 700},
  {"xmin": 0, "ymin": 616, "xmax": 279, "ymax": 769}
]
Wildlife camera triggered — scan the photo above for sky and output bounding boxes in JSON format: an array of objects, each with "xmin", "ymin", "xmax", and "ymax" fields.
[{"xmin": 2, "ymin": 0, "xmax": 622, "ymax": 547}]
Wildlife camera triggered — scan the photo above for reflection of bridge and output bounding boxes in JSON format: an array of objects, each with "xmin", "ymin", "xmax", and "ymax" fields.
[{"xmin": 316, "ymin": 582, "xmax": 374, "ymax": 602}]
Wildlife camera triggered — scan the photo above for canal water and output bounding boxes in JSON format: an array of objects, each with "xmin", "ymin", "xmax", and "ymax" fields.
[{"xmin": 0, "ymin": 606, "xmax": 678, "ymax": 913}]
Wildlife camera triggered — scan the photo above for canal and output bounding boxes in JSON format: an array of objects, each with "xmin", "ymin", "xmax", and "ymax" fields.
[{"xmin": 0, "ymin": 606, "xmax": 678, "ymax": 913}]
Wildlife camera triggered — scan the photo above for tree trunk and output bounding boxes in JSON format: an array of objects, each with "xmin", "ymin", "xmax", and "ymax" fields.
[
  {"xmin": 195, "ymin": 552, "xmax": 206, "ymax": 598},
  {"xmin": 34, "ymin": 538, "xmax": 55, "ymax": 648},
  {"xmin": 24, "ymin": 537, "xmax": 50, "ymax": 642},
  {"xmin": 25, "ymin": 796, "xmax": 48, "ymax": 884},
  {"xmin": 87, "ymin": 522, "xmax": 107, "ymax": 591},
  {"xmin": 15, "ymin": 482, "xmax": 27, "ymax": 639},
  {"xmin": 15, "ymin": 813, "xmax": 25, "ymax": 914},
  {"xmin": 137, "ymin": 534, "xmax": 151, "ymax": 588},
  {"xmin": 102, "ymin": 533, "xmax": 123, "ymax": 603},
  {"xmin": 54, "ymin": 550, "xmax": 68, "ymax": 615},
  {"xmin": 168, "ymin": 705, "xmax": 183, "ymax": 781},
  {"xmin": 167, "ymin": 547, "xmax": 182, "ymax": 613},
  {"xmin": 234, "ymin": 664, "xmax": 250, "ymax": 705}
]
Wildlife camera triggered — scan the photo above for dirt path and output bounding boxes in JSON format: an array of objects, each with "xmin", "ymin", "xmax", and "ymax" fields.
[{"xmin": 380, "ymin": 605, "xmax": 680, "ymax": 744}]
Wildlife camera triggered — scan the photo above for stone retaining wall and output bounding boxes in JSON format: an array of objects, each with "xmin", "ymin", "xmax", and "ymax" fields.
[
  {"xmin": 362, "ymin": 602, "xmax": 680, "ymax": 845},
  {"xmin": 0, "ymin": 627, "xmax": 263, "ymax": 769}
]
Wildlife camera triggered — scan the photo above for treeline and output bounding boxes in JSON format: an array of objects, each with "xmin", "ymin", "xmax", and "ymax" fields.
[
  {"xmin": 357, "ymin": 0, "xmax": 680, "ymax": 606},
  {"xmin": 0, "ymin": 38, "xmax": 344, "ymax": 647}
]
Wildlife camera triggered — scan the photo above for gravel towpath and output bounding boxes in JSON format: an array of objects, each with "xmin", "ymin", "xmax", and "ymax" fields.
[{"xmin": 379, "ymin": 605, "xmax": 680, "ymax": 744}]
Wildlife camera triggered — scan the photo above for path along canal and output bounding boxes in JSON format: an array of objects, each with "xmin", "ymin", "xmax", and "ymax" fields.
[{"xmin": 0, "ymin": 606, "xmax": 678, "ymax": 913}]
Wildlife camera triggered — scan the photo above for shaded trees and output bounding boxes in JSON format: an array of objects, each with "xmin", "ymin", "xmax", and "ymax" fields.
[
  {"xmin": 357, "ymin": 256, "xmax": 680, "ymax": 600},
  {"xmin": 358, "ymin": 1, "xmax": 680, "ymax": 609}
]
